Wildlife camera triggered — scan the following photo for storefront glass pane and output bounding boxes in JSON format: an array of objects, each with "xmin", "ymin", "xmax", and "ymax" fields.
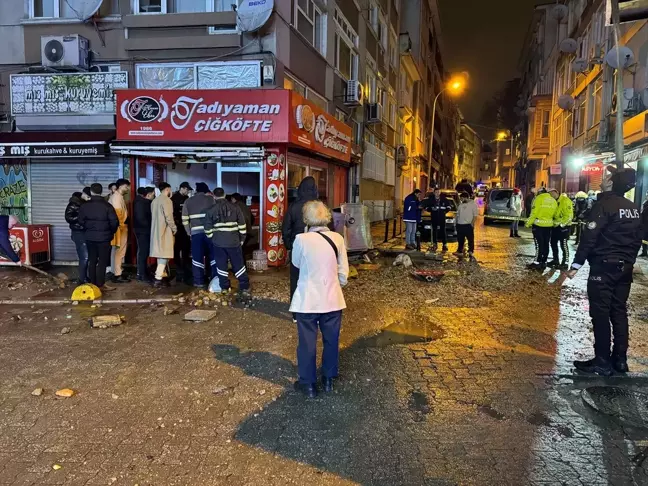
[
  {"xmin": 137, "ymin": 65, "xmax": 195, "ymax": 89},
  {"xmin": 288, "ymin": 163, "xmax": 306, "ymax": 203},
  {"xmin": 310, "ymin": 167, "xmax": 328, "ymax": 204}
]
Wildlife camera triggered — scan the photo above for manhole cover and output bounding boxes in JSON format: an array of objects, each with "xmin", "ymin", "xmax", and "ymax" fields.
[{"xmin": 582, "ymin": 386, "xmax": 648, "ymax": 428}]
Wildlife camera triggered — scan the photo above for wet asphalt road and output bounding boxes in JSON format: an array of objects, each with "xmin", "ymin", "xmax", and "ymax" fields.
[{"xmin": 1, "ymin": 218, "xmax": 648, "ymax": 485}]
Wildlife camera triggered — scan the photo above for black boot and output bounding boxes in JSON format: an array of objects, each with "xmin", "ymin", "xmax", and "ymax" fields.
[
  {"xmin": 612, "ymin": 349, "xmax": 629, "ymax": 373},
  {"xmin": 514, "ymin": 233, "xmax": 521, "ymax": 238},
  {"xmin": 510, "ymin": 231, "xmax": 514, "ymax": 238},
  {"xmin": 573, "ymin": 356, "xmax": 613, "ymax": 376},
  {"xmin": 322, "ymin": 376, "xmax": 334, "ymax": 393},
  {"xmin": 547, "ymin": 260, "xmax": 560, "ymax": 268},
  {"xmin": 294, "ymin": 381, "xmax": 317, "ymax": 398}
]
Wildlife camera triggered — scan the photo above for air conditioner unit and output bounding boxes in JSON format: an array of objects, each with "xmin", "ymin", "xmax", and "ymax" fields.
[
  {"xmin": 611, "ymin": 88, "xmax": 638, "ymax": 114},
  {"xmin": 89, "ymin": 64, "xmax": 121, "ymax": 73},
  {"xmin": 344, "ymin": 80, "xmax": 364, "ymax": 106},
  {"xmin": 366, "ymin": 103, "xmax": 383, "ymax": 123},
  {"xmin": 41, "ymin": 34, "xmax": 89, "ymax": 70}
]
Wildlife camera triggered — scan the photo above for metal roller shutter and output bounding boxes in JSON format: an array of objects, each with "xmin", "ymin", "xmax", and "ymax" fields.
[{"xmin": 30, "ymin": 159, "xmax": 121, "ymax": 263}]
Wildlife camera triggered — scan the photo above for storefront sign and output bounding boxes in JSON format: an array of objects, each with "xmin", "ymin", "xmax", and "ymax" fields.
[
  {"xmin": 582, "ymin": 162, "xmax": 604, "ymax": 173},
  {"xmin": 11, "ymin": 72, "xmax": 128, "ymax": 116},
  {"xmin": 549, "ymin": 164, "xmax": 562, "ymax": 175},
  {"xmin": 116, "ymin": 89, "xmax": 290, "ymax": 143},
  {"xmin": 0, "ymin": 143, "xmax": 108, "ymax": 158},
  {"xmin": 263, "ymin": 146, "xmax": 288, "ymax": 267},
  {"xmin": 290, "ymin": 92, "xmax": 352, "ymax": 163}
]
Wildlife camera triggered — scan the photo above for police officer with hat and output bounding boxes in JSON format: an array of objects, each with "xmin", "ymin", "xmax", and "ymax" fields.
[{"xmin": 567, "ymin": 165, "xmax": 642, "ymax": 376}]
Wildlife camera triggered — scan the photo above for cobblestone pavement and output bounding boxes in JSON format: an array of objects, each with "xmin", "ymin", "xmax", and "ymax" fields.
[{"xmin": 1, "ymin": 219, "xmax": 648, "ymax": 485}]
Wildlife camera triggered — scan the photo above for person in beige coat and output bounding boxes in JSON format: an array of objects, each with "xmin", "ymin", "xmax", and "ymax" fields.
[
  {"xmin": 150, "ymin": 182, "xmax": 177, "ymax": 287},
  {"xmin": 109, "ymin": 178, "xmax": 131, "ymax": 283}
]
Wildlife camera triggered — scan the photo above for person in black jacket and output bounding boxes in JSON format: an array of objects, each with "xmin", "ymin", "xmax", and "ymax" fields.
[
  {"xmin": 640, "ymin": 193, "xmax": 648, "ymax": 258},
  {"xmin": 455, "ymin": 179, "xmax": 473, "ymax": 197},
  {"xmin": 567, "ymin": 166, "xmax": 642, "ymax": 375},
  {"xmin": 133, "ymin": 187, "xmax": 155, "ymax": 282},
  {"xmin": 171, "ymin": 182, "xmax": 193, "ymax": 284},
  {"xmin": 78, "ymin": 183, "xmax": 119, "ymax": 289},
  {"xmin": 230, "ymin": 192, "xmax": 253, "ymax": 248},
  {"xmin": 282, "ymin": 176, "xmax": 318, "ymax": 314},
  {"xmin": 420, "ymin": 188, "xmax": 452, "ymax": 252},
  {"xmin": 65, "ymin": 188, "xmax": 91, "ymax": 283}
]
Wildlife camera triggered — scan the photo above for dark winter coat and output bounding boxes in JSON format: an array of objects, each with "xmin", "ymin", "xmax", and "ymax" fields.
[
  {"xmin": 64, "ymin": 195, "xmax": 84, "ymax": 232},
  {"xmin": 171, "ymin": 192, "xmax": 189, "ymax": 238},
  {"xmin": 0, "ymin": 215, "xmax": 20, "ymax": 263},
  {"xmin": 282, "ymin": 176, "xmax": 318, "ymax": 251},
  {"xmin": 205, "ymin": 199, "xmax": 247, "ymax": 248},
  {"xmin": 403, "ymin": 193, "xmax": 421, "ymax": 223},
  {"xmin": 421, "ymin": 194, "xmax": 453, "ymax": 224},
  {"xmin": 133, "ymin": 195, "xmax": 153, "ymax": 236},
  {"xmin": 78, "ymin": 196, "xmax": 119, "ymax": 243},
  {"xmin": 455, "ymin": 182, "xmax": 473, "ymax": 197}
]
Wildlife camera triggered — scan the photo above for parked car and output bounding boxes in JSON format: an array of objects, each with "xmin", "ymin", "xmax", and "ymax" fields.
[
  {"xmin": 484, "ymin": 188, "xmax": 518, "ymax": 223},
  {"xmin": 476, "ymin": 184, "xmax": 488, "ymax": 198},
  {"xmin": 418, "ymin": 190, "xmax": 458, "ymax": 242}
]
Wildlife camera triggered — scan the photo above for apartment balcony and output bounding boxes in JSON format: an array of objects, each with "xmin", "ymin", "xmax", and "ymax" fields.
[
  {"xmin": 399, "ymin": 33, "xmax": 421, "ymax": 81},
  {"xmin": 528, "ymin": 137, "xmax": 550, "ymax": 158},
  {"xmin": 122, "ymin": 11, "xmax": 240, "ymax": 51}
]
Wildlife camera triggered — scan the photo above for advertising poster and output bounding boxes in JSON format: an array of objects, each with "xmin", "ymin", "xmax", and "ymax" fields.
[{"xmin": 263, "ymin": 146, "xmax": 288, "ymax": 267}]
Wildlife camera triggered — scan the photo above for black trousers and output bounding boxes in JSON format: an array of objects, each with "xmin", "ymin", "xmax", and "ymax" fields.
[
  {"xmin": 290, "ymin": 263, "xmax": 299, "ymax": 304},
  {"xmin": 588, "ymin": 261, "xmax": 633, "ymax": 359},
  {"xmin": 135, "ymin": 232, "xmax": 151, "ymax": 279},
  {"xmin": 86, "ymin": 240, "xmax": 111, "ymax": 288},
  {"xmin": 456, "ymin": 224, "xmax": 474, "ymax": 253},
  {"xmin": 550, "ymin": 227, "xmax": 570, "ymax": 264},
  {"xmin": 532, "ymin": 226, "xmax": 552, "ymax": 264},
  {"xmin": 432, "ymin": 221, "xmax": 447, "ymax": 246},
  {"xmin": 173, "ymin": 231, "xmax": 192, "ymax": 283}
]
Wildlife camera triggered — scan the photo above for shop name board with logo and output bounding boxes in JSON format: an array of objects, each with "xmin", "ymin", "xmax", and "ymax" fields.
[
  {"xmin": 0, "ymin": 143, "xmax": 108, "ymax": 158},
  {"xmin": 116, "ymin": 89, "xmax": 291, "ymax": 143},
  {"xmin": 582, "ymin": 163, "xmax": 604, "ymax": 173},
  {"xmin": 11, "ymin": 72, "xmax": 128, "ymax": 116},
  {"xmin": 290, "ymin": 92, "xmax": 352, "ymax": 163}
]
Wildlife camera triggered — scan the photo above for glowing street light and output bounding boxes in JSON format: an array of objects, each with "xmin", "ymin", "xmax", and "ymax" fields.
[
  {"xmin": 428, "ymin": 72, "xmax": 469, "ymax": 182},
  {"xmin": 572, "ymin": 157, "xmax": 585, "ymax": 167}
]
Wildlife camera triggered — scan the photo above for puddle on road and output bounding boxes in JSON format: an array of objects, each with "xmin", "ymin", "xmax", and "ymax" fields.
[{"xmin": 359, "ymin": 320, "xmax": 445, "ymax": 347}]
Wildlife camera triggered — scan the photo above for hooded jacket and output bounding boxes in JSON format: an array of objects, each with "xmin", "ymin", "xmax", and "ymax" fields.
[
  {"xmin": 78, "ymin": 196, "xmax": 119, "ymax": 243},
  {"xmin": 282, "ymin": 177, "xmax": 318, "ymax": 251},
  {"xmin": 403, "ymin": 193, "xmax": 421, "ymax": 223},
  {"xmin": 525, "ymin": 192, "xmax": 557, "ymax": 228},
  {"xmin": 133, "ymin": 195, "xmax": 153, "ymax": 235},
  {"xmin": 554, "ymin": 193, "xmax": 574, "ymax": 227},
  {"xmin": 65, "ymin": 195, "xmax": 84, "ymax": 232},
  {"xmin": 205, "ymin": 199, "xmax": 247, "ymax": 248}
]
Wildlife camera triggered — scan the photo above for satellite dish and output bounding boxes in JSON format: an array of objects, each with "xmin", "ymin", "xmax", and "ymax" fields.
[
  {"xmin": 605, "ymin": 46, "xmax": 635, "ymax": 69},
  {"xmin": 64, "ymin": 0, "xmax": 104, "ymax": 20},
  {"xmin": 572, "ymin": 58, "xmax": 589, "ymax": 73},
  {"xmin": 551, "ymin": 4, "xmax": 568, "ymax": 21},
  {"xmin": 559, "ymin": 38, "xmax": 578, "ymax": 54},
  {"xmin": 558, "ymin": 94, "xmax": 575, "ymax": 111},
  {"xmin": 43, "ymin": 39, "xmax": 64, "ymax": 63},
  {"xmin": 237, "ymin": 0, "xmax": 274, "ymax": 33}
]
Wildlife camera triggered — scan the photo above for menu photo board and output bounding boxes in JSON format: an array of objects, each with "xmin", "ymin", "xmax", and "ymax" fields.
[{"xmin": 263, "ymin": 146, "xmax": 288, "ymax": 267}]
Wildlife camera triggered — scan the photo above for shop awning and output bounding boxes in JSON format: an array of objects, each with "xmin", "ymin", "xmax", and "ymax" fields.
[
  {"xmin": 110, "ymin": 144, "xmax": 265, "ymax": 162},
  {"xmin": 0, "ymin": 130, "xmax": 115, "ymax": 158}
]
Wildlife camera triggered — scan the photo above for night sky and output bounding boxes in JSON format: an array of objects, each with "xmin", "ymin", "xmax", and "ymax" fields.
[{"xmin": 438, "ymin": 0, "xmax": 542, "ymax": 128}]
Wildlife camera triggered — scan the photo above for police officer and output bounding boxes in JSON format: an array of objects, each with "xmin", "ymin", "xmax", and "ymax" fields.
[
  {"xmin": 171, "ymin": 182, "xmax": 193, "ymax": 284},
  {"xmin": 182, "ymin": 182, "xmax": 215, "ymax": 289},
  {"xmin": 567, "ymin": 166, "xmax": 642, "ymax": 376}
]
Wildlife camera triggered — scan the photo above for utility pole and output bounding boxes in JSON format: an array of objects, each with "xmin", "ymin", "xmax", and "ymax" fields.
[{"xmin": 611, "ymin": 0, "xmax": 625, "ymax": 169}]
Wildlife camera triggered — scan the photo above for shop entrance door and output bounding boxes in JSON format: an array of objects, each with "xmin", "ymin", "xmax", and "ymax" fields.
[{"xmin": 217, "ymin": 164, "xmax": 263, "ymax": 251}]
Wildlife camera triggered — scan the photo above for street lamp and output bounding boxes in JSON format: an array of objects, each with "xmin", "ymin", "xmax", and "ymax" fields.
[{"xmin": 428, "ymin": 73, "xmax": 467, "ymax": 187}]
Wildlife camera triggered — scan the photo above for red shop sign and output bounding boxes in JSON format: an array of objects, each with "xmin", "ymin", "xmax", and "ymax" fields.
[
  {"xmin": 289, "ymin": 92, "xmax": 352, "ymax": 163},
  {"xmin": 116, "ymin": 89, "xmax": 290, "ymax": 143},
  {"xmin": 581, "ymin": 162, "xmax": 604, "ymax": 173}
]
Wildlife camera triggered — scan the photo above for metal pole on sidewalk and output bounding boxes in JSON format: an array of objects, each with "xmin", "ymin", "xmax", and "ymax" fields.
[
  {"xmin": 384, "ymin": 219, "xmax": 390, "ymax": 243},
  {"xmin": 392, "ymin": 217, "xmax": 396, "ymax": 239},
  {"xmin": 612, "ymin": 0, "xmax": 625, "ymax": 169}
]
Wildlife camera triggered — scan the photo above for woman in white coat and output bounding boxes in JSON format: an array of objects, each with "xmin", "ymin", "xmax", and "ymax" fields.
[
  {"xmin": 290, "ymin": 200, "xmax": 349, "ymax": 398},
  {"xmin": 510, "ymin": 188, "xmax": 523, "ymax": 238}
]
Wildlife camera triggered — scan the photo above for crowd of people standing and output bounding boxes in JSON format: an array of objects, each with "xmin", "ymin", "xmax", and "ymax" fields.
[{"xmin": 63, "ymin": 181, "xmax": 250, "ymax": 297}]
